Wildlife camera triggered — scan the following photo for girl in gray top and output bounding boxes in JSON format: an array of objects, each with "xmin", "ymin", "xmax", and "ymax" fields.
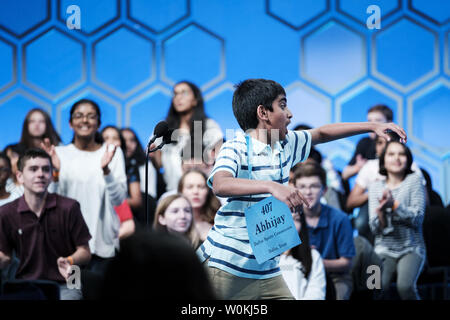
[{"xmin": 368, "ymin": 140, "xmax": 426, "ymax": 300}]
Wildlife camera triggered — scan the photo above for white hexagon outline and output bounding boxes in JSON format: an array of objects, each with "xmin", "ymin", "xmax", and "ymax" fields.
[
  {"xmin": 125, "ymin": 84, "xmax": 172, "ymax": 127},
  {"xmin": 22, "ymin": 27, "xmax": 87, "ymax": 101},
  {"xmin": 204, "ymin": 81, "xmax": 234, "ymax": 101},
  {"xmin": 56, "ymin": 87, "xmax": 122, "ymax": 134},
  {"xmin": 0, "ymin": 88, "xmax": 52, "ymax": 114},
  {"xmin": 300, "ymin": 19, "xmax": 367, "ymax": 95},
  {"xmin": 0, "ymin": 0, "xmax": 51, "ymax": 39},
  {"xmin": 161, "ymin": 22, "xmax": 226, "ymax": 92},
  {"xmin": 371, "ymin": 16, "xmax": 440, "ymax": 93},
  {"xmin": 407, "ymin": 77, "xmax": 450, "ymax": 156},
  {"xmin": 335, "ymin": 79, "xmax": 403, "ymax": 128},
  {"xmin": 410, "ymin": 146, "xmax": 447, "ymax": 204},
  {"xmin": 445, "ymin": 29, "xmax": 449, "ymax": 76},
  {"xmin": 265, "ymin": 0, "xmax": 330, "ymax": 31},
  {"xmin": 56, "ymin": 0, "xmax": 121, "ymax": 36},
  {"xmin": 91, "ymin": 25, "xmax": 157, "ymax": 100},
  {"xmin": 407, "ymin": 0, "xmax": 450, "ymax": 26},
  {"xmin": 0, "ymin": 35, "xmax": 17, "ymax": 94},
  {"xmin": 284, "ymin": 80, "xmax": 332, "ymax": 125},
  {"xmin": 126, "ymin": 0, "xmax": 190, "ymax": 35},
  {"xmin": 336, "ymin": 0, "xmax": 401, "ymax": 27}
]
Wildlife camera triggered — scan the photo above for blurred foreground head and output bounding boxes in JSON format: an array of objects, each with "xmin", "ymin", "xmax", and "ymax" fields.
[{"xmin": 97, "ymin": 229, "xmax": 216, "ymax": 300}]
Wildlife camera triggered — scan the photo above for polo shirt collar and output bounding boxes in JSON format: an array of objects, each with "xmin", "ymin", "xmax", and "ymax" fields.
[
  {"xmin": 246, "ymin": 134, "xmax": 283, "ymax": 156},
  {"xmin": 316, "ymin": 204, "xmax": 329, "ymax": 228},
  {"xmin": 17, "ymin": 193, "xmax": 57, "ymax": 214}
]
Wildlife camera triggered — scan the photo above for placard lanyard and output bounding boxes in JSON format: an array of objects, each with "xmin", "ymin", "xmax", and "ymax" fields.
[{"xmin": 245, "ymin": 134, "xmax": 284, "ymax": 185}]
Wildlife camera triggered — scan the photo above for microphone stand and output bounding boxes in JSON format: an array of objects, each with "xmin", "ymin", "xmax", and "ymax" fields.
[{"xmin": 145, "ymin": 141, "xmax": 167, "ymax": 228}]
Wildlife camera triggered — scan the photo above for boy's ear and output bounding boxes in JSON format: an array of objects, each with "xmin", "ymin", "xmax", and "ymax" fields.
[
  {"xmin": 16, "ymin": 171, "xmax": 24, "ymax": 185},
  {"xmin": 256, "ymin": 105, "xmax": 269, "ymax": 122}
]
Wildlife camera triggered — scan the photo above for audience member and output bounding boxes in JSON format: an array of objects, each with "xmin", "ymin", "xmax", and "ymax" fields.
[
  {"xmin": 293, "ymin": 162, "xmax": 355, "ymax": 300},
  {"xmin": 178, "ymin": 168, "xmax": 221, "ymax": 243},
  {"xmin": 280, "ymin": 209, "xmax": 326, "ymax": 300},
  {"xmin": 101, "ymin": 126, "xmax": 136, "ymax": 239},
  {"xmin": 41, "ymin": 99, "xmax": 127, "ymax": 275},
  {"xmin": 342, "ymin": 104, "xmax": 393, "ymax": 181},
  {"xmin": 18, "ymin": 108, "xmax": 61, "ymax": 150},
  {"xmin": 347, "ymin": 133, "xmax": 422, "ymax": 244},
  {"xmin": 3, "ymin": 144, "xmax": 26, "ymax": 198},
  {"xmin": 153, "ymin": 194, "xmax": 200, "ymax": 248},
  {"xmin": 94, "ymin": 229, "xmax": 216, "ymax": 300},
  {"xmin": 0, "ymin": 148, "xmax": 91, "ymax": 300},
  {"xmin": 0, "ymin": 153, "xmax": 20, "ymax": 206},
  {"xmin": 368, "ymin": 140, "xmax": 426, "ymax": 300},
  {"xmin": 152, "ymin": 81, "xmax": 223, "ymax": 191}
]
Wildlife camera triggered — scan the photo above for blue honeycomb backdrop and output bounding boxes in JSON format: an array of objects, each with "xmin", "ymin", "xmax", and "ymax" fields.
[{"xmin": 0, "ymin": 0, "xmax": 449, "ymax": 204}]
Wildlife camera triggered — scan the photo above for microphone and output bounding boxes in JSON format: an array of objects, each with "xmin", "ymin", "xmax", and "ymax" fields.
[{"xmin": 146, "ymin": 121, "xmax": 169, "ymax": 153}]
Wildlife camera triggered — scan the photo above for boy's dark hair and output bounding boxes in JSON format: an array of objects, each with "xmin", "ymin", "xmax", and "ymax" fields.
[
  {"xmin": 232, "ymin": 79, "xmax": 286, "ymax": 131},
  {"xmin": 3, "ymin": 143, "xmax": 27, "ymax": 158},
  {"xmin": 293, "ymin": 162, "xmax": 327, "ymax": 187},
  {"xmin": 368, "ymin": 104, "xmax": 393, "ymax": 122},
  {"xmin": 379, "ymin": 141, "xmax": 414, "ymax": 177},
  {"xmin": 17, "ymin": 148, "xmax": 52, "ymax": 172},
  {"xmin": 0, "ymin": 152, "xmax": 11, "ymax": 169}
]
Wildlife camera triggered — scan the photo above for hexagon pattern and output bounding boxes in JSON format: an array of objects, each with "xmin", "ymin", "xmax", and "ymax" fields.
[
  {"xmin": 0, "ymin": 0, "xmax": 49, "ymax": 37},
  {"xmin": 0, "ymin": 0, "xmax": 448, "ymax": 204},
  {"xmin": 337, "ymin": 0, "xmax": 400, "ymax": 25},
  {"xmin": 93, "ymin": 27, "xmax": 155, "ymax": 97},
  {"xmin": 0, "ymin": 37, "xmax": 15, "ymax": 93},
  {"xmin": 127, "ymin": 0, "xmax": 189, "ymax": 33},
  {"xmin": 162, "ymin": 23, "xmax": 224, "ymax": 91},
  {"xmin": 24, "ymin": 28, "xmax": 85, "ymax": 99},
  {"xmin": 267, "ymin": 0, "xmax": 329, "ymax": 30},
  {"xmin": 373, "ymin": 18, "xmax": 438, "ymax": 92},
  {"xmin": 302, "ymin": 20, "xmax": 366, "ymax": 94},
  {"xmin": 58, "ymin": 0, "xmax": 120, "ymax": 34},
  {"xmin": 410, "ymin": 0, "xmax": 450, "ymax": 25}
]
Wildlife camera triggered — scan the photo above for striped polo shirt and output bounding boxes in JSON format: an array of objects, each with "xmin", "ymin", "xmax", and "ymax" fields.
[{"xmin": 197, "ymin": 130, "xmax": 311, "ymax": 279}]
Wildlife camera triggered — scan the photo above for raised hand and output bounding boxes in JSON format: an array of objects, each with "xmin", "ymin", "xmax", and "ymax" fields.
[
  {"xmin": 373, "ymin": 122, "xmax": 407, "ymax": 143},
  {"xmin": 101, "ymin": 144, "xmax": 117, "ymax": 175},
  {"xmin": 40, "ymin": 138, "xmax": 60, "ymax": 171}
]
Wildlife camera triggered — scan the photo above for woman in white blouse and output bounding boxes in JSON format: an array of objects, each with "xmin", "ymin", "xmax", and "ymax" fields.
[
  {"xmin": 280, "ymin": 210, "xmax": 326, "ymax": 300},
  {"xmin": 152, "ymin": 81, "xmax": 223, "ymax": 191}
]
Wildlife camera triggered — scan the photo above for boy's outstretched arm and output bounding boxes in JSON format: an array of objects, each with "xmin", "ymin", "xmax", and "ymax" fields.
[
  {"xmin": 308, "ymin": 122, "xmax": 406, "ymax": 146},
  {"xmin": 212, "ymin": 171, "xmax": 311, "ymax": 211}
]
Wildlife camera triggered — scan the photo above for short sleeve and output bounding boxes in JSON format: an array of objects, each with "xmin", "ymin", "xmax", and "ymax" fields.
[
  {"xmin": 207, "ymin": 139, "xmax": 242, "ymax": 188},
  {"xmin": 335, "ymin": 213, "xmax": 356, "ymax": 258},
  {"xmin": 290, "ymin": 130, "xmax": 312, "ymax": 167},
  {"xmin": 355, "ymin": 162, "xmax": 371, "ymax": 189}
]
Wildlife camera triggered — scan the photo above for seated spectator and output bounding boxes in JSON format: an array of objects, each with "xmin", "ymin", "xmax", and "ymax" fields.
[
  {"xmin": 153, "ymin": 194, "xmax": 200, "ymax": 249},
  {"xmin": 0, "ymin": 149, "xmax": 91, "ymax": 300},
  {"xmin": 18, "ymin": 108, "xmax": 61, "ymax": 150},
  {"xmin": 292, "ymin": 162, "xmax": 355, "ymax": 300},
  {"xmin": 93, "ymin": 229, "xmax": 216, "ymax": 300},
  {"xmin": 101, "ymin": 126, "xmax": 136, "ymax": 239},
  {"xmin": 0, "ymin": 153, "xmax": 20, "ymax": 206},
  {"xmin": 368, "ymin": 140, "xmax": 426, "ymax": 300},
  {"xmin": 280, "ymin": 209, "xmax": 326, "ymax": 300},
  {"xmin": 178, "ymin": 169, "xmax": 221, "ymax": 243},
  {"xmin": 347, "ymin": 132, "xmax": 422, "ymax": 244},
  {"xmin": 3, "ymin": 144, "xmax": 26, "ymax": 198},
  {"xmin": 342, "ymin": 104, "xmax": 393, "ymax": 181}
]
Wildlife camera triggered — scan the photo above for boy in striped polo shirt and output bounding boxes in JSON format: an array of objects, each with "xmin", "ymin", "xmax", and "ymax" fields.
[{"xmin": 197, "ymin": 78, "xmax": 407, "ymax": 300}]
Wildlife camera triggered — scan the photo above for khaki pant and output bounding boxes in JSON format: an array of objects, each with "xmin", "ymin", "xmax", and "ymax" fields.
[{"xmin": 207, "ymin": 266, "xmax": 294, "ymax": 300}]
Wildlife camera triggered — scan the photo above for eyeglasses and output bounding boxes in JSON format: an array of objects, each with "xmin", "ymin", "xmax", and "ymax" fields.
[
  {"xmin": 296, "ymin": 184, "xmax": 323, "ymax": 191},
  {"xmin": 72, "ymin": 113, "xmax": 98, "ymax": 121}
]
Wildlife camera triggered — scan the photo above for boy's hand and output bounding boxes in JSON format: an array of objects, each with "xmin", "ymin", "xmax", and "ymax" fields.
[
  {"xmin": 269, "ymin": 182, "xmax": 311, "ymax": 212},
  {"xmin": 373, "ymin": 122, "xmax": 407, "ymax": 143}
]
